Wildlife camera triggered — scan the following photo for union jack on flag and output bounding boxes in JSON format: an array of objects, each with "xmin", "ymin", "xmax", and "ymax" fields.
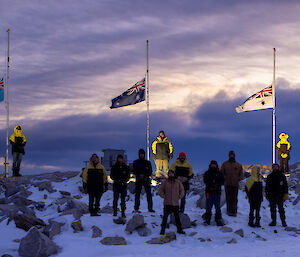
[
  {"xmin": 126, "ymin": 78, "xmax": 146, "ymax": 95},
  {"xmin": 110, "ymin": 78, "xmax": 146, "ymax": 109},
  {"xmin": 0, "ymin": 77, "xmax": 4, "ymax": 102},
  {"xmin": 236, "ymin": 84, "xmax": 274, "ymax": 113}
]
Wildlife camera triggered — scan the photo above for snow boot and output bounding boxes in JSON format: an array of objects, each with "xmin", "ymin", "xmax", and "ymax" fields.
[
  {"xmin": 281, "ymin": 220, "xmax": 287, "ymax": 227},
  {"xmin": 148, "ymin": 209, "xmax": 155, "ymax": 213},
  {"xmin": 269, "ymin": 221, "xmax": 276, "ymax": 226},
  {"xmin": 203, "ymin": 212, "xmax": 211, "ymax": 225},
  {"xmin": 248, "ymin": 215, "xmax": 255, "ymax": 227},
  {"xmin": 255, "ymin": 217, "xmax": 261, "ymax": 228},
  {"xmin": 113, "ymin": 209, "xmax": 117, "ymax": 217},
  {"xmin": 177, "ymin": 229, "xmax": 186, "ymax": 235},
  {"xmin": 215, "ymin": 213, "xmax": 224, "ymax": 226},
  {"xmin": 121, "ymin": 210, "xmax": 126, "ymax": 218}
]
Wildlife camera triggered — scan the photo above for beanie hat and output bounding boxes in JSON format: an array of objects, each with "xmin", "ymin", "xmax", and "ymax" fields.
[
  {"xmin": 117, "ymin": 154, "xmax": 123, "ymax": 160},
  {"xmin": 138, "ymin": 149, "xmax": 145, "ymax": 155},
  {"xmin": 178, "ymin": 152, "xmax": 187, "ymax": 159}
]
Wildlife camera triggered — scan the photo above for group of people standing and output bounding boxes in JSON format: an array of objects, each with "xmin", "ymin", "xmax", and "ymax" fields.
[{"xmin": 82, "ymin": 130, "xmax": 290, "ymax": 235}]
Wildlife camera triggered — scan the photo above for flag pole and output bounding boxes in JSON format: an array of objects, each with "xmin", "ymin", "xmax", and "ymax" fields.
[
  {"xmin": 146, "ymin": 40, "xmax": 150, "ymax": 161},
  {"xmin": 272, "ymin": 48, "xmax": 276, "ymax": 164},
  {"xmin": 5, "ymin": 29, "xmax": 10, "ymax": 177}
]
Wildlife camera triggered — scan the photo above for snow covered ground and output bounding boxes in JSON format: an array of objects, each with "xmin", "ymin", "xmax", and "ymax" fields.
[{"xmin": 0, "ymin": 173, "xmax": 299, "ymax": 257}]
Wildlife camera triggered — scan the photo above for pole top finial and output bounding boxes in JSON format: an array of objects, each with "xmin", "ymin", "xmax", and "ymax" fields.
[
  {"xmin": 6, "ymin": 29, "xmax": 10, "ymax": 32},
  {"xmin": 273, "ymin": 48, "xmax": 276, "ymax": 52}
]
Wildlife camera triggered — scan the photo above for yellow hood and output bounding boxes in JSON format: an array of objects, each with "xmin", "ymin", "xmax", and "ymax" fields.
[{"xmin": 14, "ymin": 124, "xmax": 23, "ymax": 136}]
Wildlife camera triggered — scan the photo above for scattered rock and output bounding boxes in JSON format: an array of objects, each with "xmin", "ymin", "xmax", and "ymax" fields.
[
  {"xmin": 100, "ymin": 204, "xmax": 114, "ymax": 214},
  {"xmin": 59, "ymin": 191, "xmax": 71, "ymax": 196},
  {"xmin": 0, "ymin": 203, "xmax": 35, "ymax": 218},
  {"xmin": 34, "ymin": 181, "xmax": 56, "ymax": 193},
  {"xmin": 73, "ymin": 195, "xmax": 83, "ymax": 199},
  {"xmin": 92, "ymin": 225, "xmax": 102, "ymax": 238},
  {"xmin": 198, "ymin": 237, "xmax": 206, "ymax": 242},
  {"xmin": 100, "ymin": 236, "xmax": 127, "ymax": 245},
  {"xmin": 13, "ymin": 214, "xmax": 46, "ymax": 232},
  {"xmin": 227, "ymin": 238, "xmax": 237, "ymax": 244},
  {"xmin": 137, "ymin": 226, "xmax": 151, "ymax": 237},
  {"xmin": 189, "ymin": 232, "xmax": 197, "ymax": 237},
  {"xmin": 5, "ymin": 183, "xmax": 20, "ymax": 197},
  {"xmin": 146, "ymin": 232, "xmax": 176, "ymax": 244},
  {"xmin": 71, "ymin": 219, "xmax": 83, "ymax": 233},
  {"xmin": 63, "ymin": 199, "xmax": 89, "ymax": 214},
  {"xmin": 113, "ymin": 217, "xmax": 126, "ymax": 225},
  {"xmin": 18, "ymin": 227, "xmax": 58, "ymax": 257},
  {"xmin": 234, "ymin": 229, "xmax": 244, "ymax": 238},
  {"xmin": 252, "ymin": 232, "xmax": 267, "ymax": 241},
  {"xmin": 43, "ymin": 220, "xmax": 65, "ymax": 239},
  {"xmin": 170, "ymin": 213, "xmax": 191, "ymax": 229},
  {"xmin": 220, "ymin": 226, "xmax": 233, "ymax": 233},
  {"xmin": 285, "ymin": 226, "xmax": 299, "ymax": 232},
  {"xmin": 125, "ymin": 214, "xmax": 145, "ymax": 233},
  {"xmin": 2, "ymin": 254, "xmax": 13, "ymax": 257}
]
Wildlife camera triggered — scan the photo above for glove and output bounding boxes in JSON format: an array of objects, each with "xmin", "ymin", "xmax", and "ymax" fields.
[{"xmin": 283, "ymin": 193, "xmax": 289, "ymax": 200}]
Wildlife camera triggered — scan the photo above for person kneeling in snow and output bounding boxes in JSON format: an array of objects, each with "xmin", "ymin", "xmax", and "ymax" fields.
[
  {"xmin": 265, "ymin": 163, "xmax": 288, "ymax": 227},
  {"xmin": 158, "ymin": 170, "xmax": 185, "ymax": 235},
  {"xmin": 245, "ymin": 166, "xmax": 263, "ymax": 227},
  {"xmin": 170, "ymin": 152, "xmax": 194, "ymax": 213},
  {"xmin": 82, "ymin": 153, "xmax": 108, "ymax": 216},
  {"xmin": 203, "ymin": 160, "xmax": 225, "ymax": 226}
]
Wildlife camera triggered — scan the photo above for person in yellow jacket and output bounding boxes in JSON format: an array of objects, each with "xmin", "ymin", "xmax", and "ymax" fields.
[
  {"xmin": 276, "ymin": 133, "xmax": 291, "ymax": 173},
  {"xmin": 9, "ymin": 125, "xmax": 26, "ymax": 177},
  {"xmin": 152, "ymin": 130, "xmax": 173, "ymax": 179},
  {"xmin": 170, "ymin": 152, "xmax": 193, "ymax": 213},
  {"xmin": 82, "ymin": 153, "xmax": 108, "ymax": 216}
]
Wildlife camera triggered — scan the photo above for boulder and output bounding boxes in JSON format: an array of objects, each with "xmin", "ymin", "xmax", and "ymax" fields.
[
  {"xmin": 0, "ymin": 204, "xmax": 35, "ymax": 218},
  {"xmin": 63, "ymin": 199, "xmax": 89, "ymax": 214},
  {"xmin": 18, "ymin": 227, "xmax": 58, "ymax": 257},
  {"xmin": 71, "ymin": 219, "xmax": 83, "ymax": 232},
  {"xmin": 137, "ymin": 226, "xmax": 151, "ymax": 237},
  {"xmin": 125, "ymin": 214, "xmax": 145, "ymax": 233},
  {"xmin": 170, "ymin": 213, "xmax": 191, "ymax": 229},
  {"xmin": 34, "ymin": 181, "xmax": 56, "ymax": 193},
  {"xmin": 100, "ymin": 236, "xmax": 127, "ymax": 245},
  {"xmin": 59, "ymin": 191, "xmax": 71, "ymax": 196},
  {"xmin": 227, "ymin": 238, "xmax": 237, "ymax": 244},
  {"xmin": 13, "ymin": 214, "xmax": 46, "ymax": 232},
  {"xmin": 146, "ymin": 232, "xmax": 176, "ymax": 244},
  {"xmin": 43, "ymin": 220, "xmax": 65, "ymax": 239},
  {"xmin": 2, "ymin": 254, "xmax": 13, "ymax": 257},
  {"xmin": 100, "ymin": 204, "xmax": 114, "ymax": 214},
  {"xmin": 234, "ymin": 229, "xmax": 244, "ymax": 238},
  {"xmin": 113, "ymin": 217, "xmax": 126, "ymax": 225},
  {"xmin": 5, "ymin": 183, "xmax": 20, "ymax": 197},
  {"xmin": 220, "ymin": 226, "xmax": 233, "ymax": 233},
  {"xmin": 92, "ymin": 225, "xmax": 102, "ymax": 238}
]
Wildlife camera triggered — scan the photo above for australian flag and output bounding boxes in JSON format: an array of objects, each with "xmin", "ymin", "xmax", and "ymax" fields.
[{"xmin": 110, "ymin": 78, "xmax": 146, "ymax": 109}]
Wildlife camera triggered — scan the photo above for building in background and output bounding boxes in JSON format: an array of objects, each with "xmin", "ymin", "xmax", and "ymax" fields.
[{"xmin": 101, "ymin": 149, "xmax": 128, "ymax": 172}]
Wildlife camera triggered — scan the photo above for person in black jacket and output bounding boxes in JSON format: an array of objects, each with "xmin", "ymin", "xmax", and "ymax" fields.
[
  {"xmin": 132, "ymin": 149, "xmax": 155, "ymax": 213},
  {"xmin": 203, "ymin": 160, "xmax": 224, "ymax": 226},
  {"xmin": 265, "ymin": 163, "xmax": 289, "ymax": 227},
  {"xmin": 245, "ymin": 166, "xmax": 263, "ymax": 227},
  {"xmin": 110, "ymin": 155, "xmax": 130, "ymax": 218}
]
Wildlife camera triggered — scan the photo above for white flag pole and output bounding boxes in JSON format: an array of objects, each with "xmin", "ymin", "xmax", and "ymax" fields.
[
  {"xmin": 4, "ymin": 29, "xmax": 10, "ymax": 177},
  {"xmin": 146, "ymin": 40, "xmax": 150, "ymax": 161},
  {"xmin": 272, "ymin": 48, "xmax": 276, "ymax": 164}
]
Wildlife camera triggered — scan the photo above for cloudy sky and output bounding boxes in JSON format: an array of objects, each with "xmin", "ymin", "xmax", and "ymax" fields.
[{"xmin": 0, "ymin": 0, "xmax": 299, "ymax": 173}]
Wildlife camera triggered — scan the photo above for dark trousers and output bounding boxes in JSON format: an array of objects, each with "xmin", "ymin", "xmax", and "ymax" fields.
[
  {"xmin": 249, "ymin": 201, "xmax": 261, "ymax": 222},
  {"xmin": 180, "ymin": 182, "xmax": 189, "ymax": 213},
  {"xmin": 88, "ymin": 192, "xmax": 102, "ymax": 213},
  {"xmin": 134, "ymin": 180, "xmax": 153, "ymax": 211},
  {"xmin": 279, "ymin": 158, "xmax": 289, "ymax": 173},
  {"xmin": 225, "ymin": 186, "xmax": 239, "ymax": 215},
  {"xmin": 113, "ymin": 183, "xmax": 127, "ymax": 212},
  {"xmin": 269, "ymin": 197, "xmax": 285, "ymax": 223},
  {"xmin": 161, "ymin": 205, "xmax": 182, "ymax": 231},
  {"xmin": 206, "ymin": 193, "xmax": 221, "ymax": 216},
  {"xmin": 12, "ymin": 152, "xmax": 23, "ymax": 175}
]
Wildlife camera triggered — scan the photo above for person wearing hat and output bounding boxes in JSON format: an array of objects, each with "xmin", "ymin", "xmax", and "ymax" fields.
[
  {"xmin": 245, "ymin": 166, "xmax": 263, "ymax": 227},
  {"xmin": 203, "ymin": 160, "xmax": 224, "ymax": 226},
  {"xmin": 82, "ymin": 153, "xmax": 108, "ymax": 216},
  {"xmin": 132, "ymin": 149, "xmax": 155, "ymax": 213},
  {"xmin": 265, "ymin": 163, "xmax": 288, "ymax": 227},
  {"xmin": 110, "ymin": 154, "xmax": 131, "ymax": 218},
  {"xmin": 9, "ymin": 124, "xmax": 27, "ymax": 176},
  {"xmin": 276, "ymin": 133, "xmax": 291, "ymax": 173},
  {"xmin": 152, "ymin": 130, "xmax": 173, "ymax": 179},
  {"xmin": 158, "ymin": 170, "xmax": 185, "ymax": 235},
  {"xmin": 220, "ymin": 150, "xmax": 243, "ymax": 216},
  {"xmin": 170, "ymin": 152, "xmax": 193, "ymax": 213}
]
